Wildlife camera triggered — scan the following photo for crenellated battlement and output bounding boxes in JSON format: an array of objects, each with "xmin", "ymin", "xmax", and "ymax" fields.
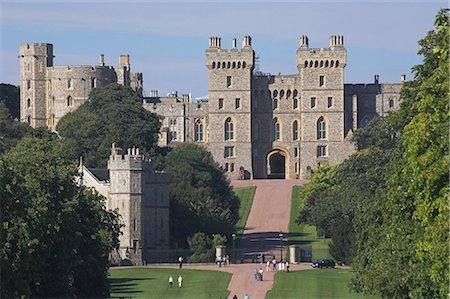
[{"xmin": 206, "ymin": 36, "xmax": 254, "ymax": 70}]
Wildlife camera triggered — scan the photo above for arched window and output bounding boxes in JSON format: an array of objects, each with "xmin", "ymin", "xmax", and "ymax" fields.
[
  {"xmin": 195, "ymin": 119, "xmax": 203, "ymax": 141},
  {"xmin": 273, "ymin": 118, "xmax": 281, "ymax": 141},
  {"xmin": 335, "ymin": 60, "xmax": 340, "ymax": 67},
  {"xmin": 224, "ymin": 117, "xmax": 234, "ymax": 140},
  {"xmin": 232, "ymin": 61, "xmax": 236, "ymax": 68},
  {"xmin": 286, "ymin": 90, "xmax": 291, "ymax": 99},
  {"xmin": 293, "ymin": 98, "xmax": 298, "ymax": 109},
  {"xmin": 304, "ymin": 61, "xmax": 308, "ymax": 67},
  {"xmin": 314, "ymin": 61, "xmax": 318, "ymax": 67},
  {"xmin": 222, "ymin": 61, "xmax": 226, "ymax": 68},
  {"xmin": 273, "ymin": 98, "xmax": 278, "ymax": 110},
  {"xmin": 273, "ymin": 90, "xmax": 278, "ymax": 98},
  {"xmin": 212, "ymin": 62, "xmax": 216, "ymax": 69},
  {"xmin": 309, "ymin": 60, "xmax": 313, "ymax": 67},
  {"xmin": 27, "ymin": 115, "xmax": 31, "ymax": 124},
  {"xmin": 280, "ymin": 89, "xmax": 285, "ymax": 98},
  {"xmin": 293, "ymin": 89, "xmax": 298, "ymax": 98},
  {"xmin": 217, "ymin": 61, "xmax": 221, "ymax": 69},
  {"xmin": 27, "ymin": 98, "xmax": 31, "ymax": 108},
  {"xmin": 253, "ymin": 122, "xmax": 260, "ymax": 141},
  {"xmin": 237, "ymin": 61, "xmax": 241, "ymax": 68},
  {"xmin": 293, "ymin": 120, "xmax": 299, "ymax": 140},
  {"xmin": 317, "ymin": 116, "xmax": 326, "ymax": 140},
  {"xmin": 67, "ymin": 96, "xmax": 73, "ymax": 107},
  {"xmin": 330, "ymin": 60, "xmax": 334, "ymax": 67},
  {"xmin": 325, "ymin": 60, "xmax": 329, "ymax": 67},
  {"xmin": 243, "ymin": 61, "xmax": 246, "ymax": 68},
  {"xmin": 227, "ymin": 61, "xmax": 231, "ymax": 68}
]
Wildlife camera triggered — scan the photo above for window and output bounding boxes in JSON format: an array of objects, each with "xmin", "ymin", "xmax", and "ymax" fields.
[
  {"xmin": 294, "ymin": 147, "xmax": 298, "ymax": 157},
  {"xmin": 327, "ymin": 97, "xmax": 333, "ymax": 108},
  {"xmin": 26, "ymin": 80, "xmax": 31, "ymax": 90},
  {"xmin": 293, "ymin": 120, "xmax": 299, "ymax": 140},
  {"xmin": 389, "ymin": 98, "xmax": 394, "ymax": 108},
  {"xmin": 317, "ymin": 145, "xmax": 327, "ymax": 157},
  {"xmin": 317, "ymin": 117, "xmax": 326, "ymax": 140},
  {"xmin": 67, "ymin": 96, "xmax": 73, "ymax": 107},
  {"xmin": 230, "ymin": 163, "xmax": 235, "ymax": 172},
  {"xmin": 91, "ymin": 78, "xmax": 96, "ymax": 88},
  {"xmin": 319, "ymin": 76, "xmax": 324, "ymax": 87},
  {"xmin": 235, "ymin": 98, "xmax": 240, "ymax": 109},
  {"xmin": 67, "ymin": 79, "xmax": 73, "ymax": 89},
  {"xmin": 224, "ymin": 163, "xmax": 229, "ymax": 172},
  {"xmin": 171, "ymin": 131, "xmax": 177, "ymax": 141},
  {"xmin": 311, "ymin": 97, "xmax": 316, "ymax": 108},
  {"xmin": 227, "ymin": 76, "xmax": 232, "ymax": 88},
  {"xmin": 133, "ymin": 219, "xmax": 137, "ymax": 231},
  {"xmin": 27, "ymin": 115, "xmax": 31, "ymax": 124},
  {"xmin": 295, "ymin": 163, "xmax": 298, "ymax": 173},
  {"xmin": 218, "ymin": 98, "xmax": 224, "ymax": 109},
  {"xmin": 195, "ymin": 119, "xmax": 203, "ymax": 141},
  {"xmin": 170, "ymin": 119, "xmax": 177, "ymax": 126},
  {"xmin": 273, "ymin": 118, "xmax": 281, "ymax": 141},
  {"xmin": 224, "ymin": 117, "xmax": 234, "ymax": 140},
  {"xmin": 293, "ymin": 98, "xmax": 298, "ymax": 109},
  {"xmin": 273, "ymin": 98, "xmax": 278, "ymax": 110},
  {"xmin": 224, "ymin": 146, "xmax": 234, "ymax": 158},
  {"xmin": 27, "ymin": 98, "xmax": 31, "ymax": 108}
]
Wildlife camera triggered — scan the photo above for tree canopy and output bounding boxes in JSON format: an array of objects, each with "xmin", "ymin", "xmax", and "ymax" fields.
[
  {"xmin": 0, "ymin": 135, "xmax": 121, "ymax": 298},
  {"xmin": 56, "ymin": 83, "xmax": 161, "ymax": 168},
  {"xmin": 0, "ymin": 84, "xmax": 19, "ymax": 119},
  {"xmin": 297, "ymin": 9, "xmax": 449, "ymax": 298},
  {"xmin": 165, "ymin": 143, "xmax": 240, "ymax": 247}
]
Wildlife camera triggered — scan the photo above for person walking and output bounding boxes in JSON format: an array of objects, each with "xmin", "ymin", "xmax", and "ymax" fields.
[
  {"xmin": 178, "ymin": 275, "xmax": 183, "ymax": 288},
  {"xmin": 266, "ymin": 260, "xmax": 271, "ymax": 272},
  {"xmin": 243, "ymin": 294, "xmax": 249, "ymax": 299},
  {"xmin": 286, "ymin": 261, "xmax": 290, "ymax": 272},
  {"xmin": 259, "ymin": 268, "xmax": 264, "ymax": 281},
  {"xmin": 168, "ymin": 275, "xmax": 174, "ymax": 288},
  {"xmin": 232, "ymin": 295, "xmax": 238, "ymax": 299},
  {"xmin": 178, "ymin": 256, "xmax": 183, "ymax": 269},
  {"xmin": 272, "ymin": 257, "xmax": 277, "ymax": 271}
]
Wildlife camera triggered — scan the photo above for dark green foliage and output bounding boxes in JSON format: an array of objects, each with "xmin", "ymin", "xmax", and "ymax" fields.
[
  {"xmin": 166, "ymin": 143, "xmax": 240, "ymax": 247},
  {"xmin": 0, "ymin": 84, "xmax": 19, "ymax": 119},
  {"xmin": 0, "ymin": 135, "xmax": 121, "ymax": 298},
  {"xmin": 56, "ymin": 83, "xmax": 161, "ymax": 168}
]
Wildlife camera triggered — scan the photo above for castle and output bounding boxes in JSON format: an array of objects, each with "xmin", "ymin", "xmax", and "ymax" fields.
[
  {"xmin": 80, "ymin": 144, "xmax": 170, "ymax": 265},
  {"xmin": 20, "ymin": 35, "xmax": 403, "ymax": 180}
]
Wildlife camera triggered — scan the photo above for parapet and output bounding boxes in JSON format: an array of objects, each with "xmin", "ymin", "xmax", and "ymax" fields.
[{"xmin": 329, "ymin": 35, "xmax": 344, "ymax": 48}]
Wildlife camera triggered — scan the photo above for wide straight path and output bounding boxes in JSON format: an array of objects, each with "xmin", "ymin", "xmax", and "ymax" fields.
[{"xmin": 228, "ymin": 179, "xmax": 308, "ymax": 299}]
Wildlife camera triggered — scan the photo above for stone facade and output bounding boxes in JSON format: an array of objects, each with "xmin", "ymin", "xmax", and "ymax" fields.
[
  {"xmin": 20, "ymin": 36, "xmax": 403, "ymax": 180},
  {"xmin": 19, "ymin": 43, "xmax": 143, "ymax": 130},
  {"xmin": 150, "ymin": 35, "xmax": 402, "ymax": 179},
  {"xmin": 81, "ymin": 145, "xmax": 170, "ymax": 265}
]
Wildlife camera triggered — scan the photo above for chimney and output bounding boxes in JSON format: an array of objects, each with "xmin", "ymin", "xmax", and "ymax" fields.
[
  {"xmin": 374, "ymin": 74, "xmax": 379, "ymax": 84},
  {"xmin": 150, "ymin": 89, "xmax": 158, "ymax": 97},
  {"xmin": 300, "ymin": 35, "xmax": 309, "ymax": 48},
  {"xmin": 400, "ymin": 74, "xmax": 406, "ymax": 82},
  {"xmin": 99, "ymin": 54, "xmax": 105, "ymax": 66},
  {"xmin": 232, "ymin": 38, "xmax": 237, "ymax": 49},
  {"xmin": 242, "ymin": 36, "xmax": 252, "ymax": 48}
]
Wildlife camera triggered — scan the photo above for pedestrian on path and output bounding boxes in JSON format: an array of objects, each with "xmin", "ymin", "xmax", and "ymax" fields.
[
  {"xmin": 178, "ymin": 256, "xmax": 183, "ymax": 269},
  {"xmin": 286, "ymin": 261, "xmax": 290, "ymax": 272},
  {"xmin": 243, "ymin": 294, "xmax": 249, "ymax": 299},
  {"xmin": 168, "ymin": 275, "xmax": 173, "ymax": 288},
  {"xmin": 266, "ymin": 260, "xmax": 271, "ymax": 272},
  {"xmin": 272, "ymin": 257, "xmax": 277, "ymax": 271},
  {"xmin": 232, "ymin": 295, "xmax": 238, "ymax": 299},
  {"xmin": 178, "ymin": 275, "xmax": 183, "ymax": 287},
  {"xmin": 259, "ymin": 268, "xmax": 264, "ymax": 281}
]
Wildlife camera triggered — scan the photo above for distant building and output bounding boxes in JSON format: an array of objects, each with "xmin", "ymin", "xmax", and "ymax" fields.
[
  {"xmin": 19, "ymin": 43, "xmax": 142, "ymax": 129},
  {"xmin": 80, "ymin": 144, "xmax": 170, "ymax": 265},
  {"xmin": 21, "ymin": 35, "xmax": 403, "ymax": 180}
]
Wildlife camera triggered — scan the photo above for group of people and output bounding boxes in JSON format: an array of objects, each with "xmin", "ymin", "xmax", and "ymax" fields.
[
  {"xmin": 231, "ymin": 294, "xmax": 249, "ymax": 299},
  {"xmin": 265, "ymin": 257, "xmax": 289, "ymax": 272},
  {"xmin": 168, "ymin": 275, "xmax": 183, "ymax": 288},
  {"xmin": 216, "ymin": 254, "xmax": 230, "ymax": 267},
  {"xmin": 252, "ymin": 268, "xmax": 264, "ymax": 281}
]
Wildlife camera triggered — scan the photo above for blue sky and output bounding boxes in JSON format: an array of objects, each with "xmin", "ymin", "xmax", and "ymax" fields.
[{"xmin": 0, "ymin": 0, "xmax": 446, "ymax": 98}]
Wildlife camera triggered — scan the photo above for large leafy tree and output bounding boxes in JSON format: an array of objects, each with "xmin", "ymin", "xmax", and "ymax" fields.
[
  {"xmin": 0, "ymin": 135, "xmax": 121, "ymax": 298},
  {"xmin": 165, "ymin": 143, "xmax": 240, "ymax": 247},
  {"xmin": 56, "ymin": 83, "xmax": 161, "ymax": 167}
]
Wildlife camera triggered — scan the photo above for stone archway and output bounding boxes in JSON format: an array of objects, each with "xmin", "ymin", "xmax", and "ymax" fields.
[{"xmin": 267, "ymin": 149, "xmax": 287, "ymax": 179}]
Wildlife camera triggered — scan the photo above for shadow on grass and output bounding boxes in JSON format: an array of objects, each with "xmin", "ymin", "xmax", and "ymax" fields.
[{"xmin": 110, "ymin": 277, "xmax": 155, "ymax": 295}]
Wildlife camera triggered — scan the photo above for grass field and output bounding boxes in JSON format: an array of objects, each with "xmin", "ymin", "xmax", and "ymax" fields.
[
  {"xmin": 266, "ymin": 269, "xmax": 378, "ymax": 299},
  {"xmin": 109, "ymin": 267, "xmax": 231, "ymax": 299},
  {"xmin": 233, "ymin": 186, "xmax": 256, "ymax": 237},
  {"xmin": 288, "ymin": 185, "xmax": 331, "ymax": 260}
]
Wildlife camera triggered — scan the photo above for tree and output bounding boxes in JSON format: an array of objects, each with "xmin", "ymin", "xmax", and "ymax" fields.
[
  {"xmin": 0, "ymin": 84, "xmax": 19, "ymax": 119},
  {"xmin": 56, "ymin": 83, "xmax": 161, "ymax": 168},
  {"xmin": 0, "ymin": 135, "xmax": 121, "ymax": 298},
  {"xmin": 165, "ymin": 143, "xmax": 240, "ymax": 247}
]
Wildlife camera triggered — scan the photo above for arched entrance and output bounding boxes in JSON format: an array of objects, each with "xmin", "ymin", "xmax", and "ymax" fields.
[{"xmin": 267, "ymin": 149, "xmax": 287, "ymax": 179}]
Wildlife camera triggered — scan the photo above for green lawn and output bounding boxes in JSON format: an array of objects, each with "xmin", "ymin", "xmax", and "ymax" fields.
[
  {"xmin": 266, "ymin": 269, "xmax": 378, "ymax": 299},
  {"xmin": 109, "ymin": 267, "xmax": 231, "ymax": 299},
  {"xmin": 233, "ymin": 186, "xmax": 256, "ymax": 237},
  {"xmin": 289, "ymin": 185, "xmax": 331, "ymax": 260}
]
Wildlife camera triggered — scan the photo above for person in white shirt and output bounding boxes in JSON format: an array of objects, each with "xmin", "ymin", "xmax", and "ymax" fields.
[
  {"xmin": 178, "ymin": 275, "xmax": 183, "ymax": 287},
  {"xmin": 168, "ymin": 275, "xmax": 174, "ymax": 288}
]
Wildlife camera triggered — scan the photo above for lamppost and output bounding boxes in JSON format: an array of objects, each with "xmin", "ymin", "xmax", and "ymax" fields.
[
  {"xmin": 279, "ymin": 232, "xmax": 283, "ymax": 262},
  {"xmin": 232, "ymin": 233, "xmax": 236, "ymax": 264}
]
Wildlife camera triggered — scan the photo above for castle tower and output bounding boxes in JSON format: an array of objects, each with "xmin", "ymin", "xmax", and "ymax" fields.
[
  {"xmin": 116, "ymin": 54, "xmax": 131, "ymax": 86},
  {"xmin": 205, "ymin": 36, "xmax": 255, "ymax": 178},
  {"xmin": 296, "ymin": 35, "xmax": 349, "ymax": 177},
  {"xmin": 108, "ymin": 145, "xmax": 144, "ymax": 264},
  {"xmin": 19, "ymin": 43, "xmax": 53, "ymax": 127}
]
